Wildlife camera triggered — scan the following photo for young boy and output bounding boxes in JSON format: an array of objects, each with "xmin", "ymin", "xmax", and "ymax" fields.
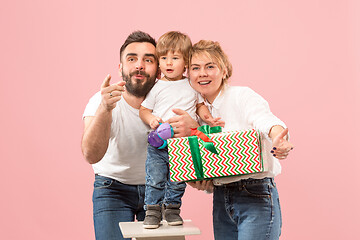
[{"xmin": 139, "ymin": 31, "xmax": 222, "ymax": 229}]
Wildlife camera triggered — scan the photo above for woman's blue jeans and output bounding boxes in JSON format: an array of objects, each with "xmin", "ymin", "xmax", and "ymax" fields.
[
  {"xmin": 213, "ymin": 177, "xmax": 282, "ymax": 240},
  {"xmin": 92, "ymin": 175, "xmax": 145, "ymax": 240},
  {"xmin": 145, "ymin": 145, "xmax": 186, "ymax": 207}
]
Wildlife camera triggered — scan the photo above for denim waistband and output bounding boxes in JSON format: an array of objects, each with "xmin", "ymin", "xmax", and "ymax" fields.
[
  {"xmin": 219, "ymin": 177, "xmax": 274, "ymax": 188},
  {"xmin": 94, "ymin": 174, "xmax": 145, "ymax": 187}
]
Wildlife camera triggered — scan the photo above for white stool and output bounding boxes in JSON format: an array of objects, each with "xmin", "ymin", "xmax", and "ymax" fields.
[{"xmin": 119, "ymin": 219, "xmax": 201, "ymax": 240}]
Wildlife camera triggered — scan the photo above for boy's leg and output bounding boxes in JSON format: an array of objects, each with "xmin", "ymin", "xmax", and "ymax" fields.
[
  {"xmin": 164, "ymin": 179, "xmax": 186, "ymax": 206},
  {"xmin": 144, "ymin": 145, "xmax": 169, "ymax": 206},
  {"xmin": 163, "ymin": 151, "xmax": 186, "ymax": 206},
  {"xmin": 163, "ymin": 180, "xmax": 185, "ymax": 226},
  {"xmin": 92, "ymin": 175, "xmax": 145, "ymax": 240},
  {"xmin": 144, "ymin": 146, "xmax": 169, "ymax": 228},
  {"xmin": 163, "ymin": 150, "xmax": 186, "ymax": 225}
]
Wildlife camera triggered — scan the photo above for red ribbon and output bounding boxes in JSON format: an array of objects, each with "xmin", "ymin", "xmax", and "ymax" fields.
[{"xmin": 191, "ymin": 128, "xmax": 212, "ymax": 142}]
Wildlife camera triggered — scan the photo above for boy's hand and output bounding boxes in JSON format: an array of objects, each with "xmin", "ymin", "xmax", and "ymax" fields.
[
  {"xmin": 203, "ymin": 115, "xmax": 225, "ymax": 128},
  {"xmin": 100, "ymin": 74, "xmax": 125, "ymax": 111},
  {"xmin": 149, "ymin": 117, "xmax": 163, "ymax": 129}
]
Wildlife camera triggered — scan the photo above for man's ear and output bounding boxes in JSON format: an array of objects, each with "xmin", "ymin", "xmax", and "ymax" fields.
[{"xmin": 119, "ymin": 63, "xmax": 123, "ymax": 76}]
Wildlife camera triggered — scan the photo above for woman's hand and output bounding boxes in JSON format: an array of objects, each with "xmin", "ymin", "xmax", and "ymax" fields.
[
  {"xmin": 270, "ymin": 128, "xmax": 294, "ymax": 160},
  {"xmin": 187, "ymin": 180, "xmax": 214, "ymax": 193}
]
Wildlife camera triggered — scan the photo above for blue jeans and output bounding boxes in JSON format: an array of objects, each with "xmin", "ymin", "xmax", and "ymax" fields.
[
  {"xmin": 145, "ymin": 145, "xmax": 186, "ymax": 207},
  {"xmin": 92, "ymin": 175, "xmax": 145, "ymax": 240},
  {"xmin": 213, "ymin": 178, "xmax": 282, "ymax": 240}
]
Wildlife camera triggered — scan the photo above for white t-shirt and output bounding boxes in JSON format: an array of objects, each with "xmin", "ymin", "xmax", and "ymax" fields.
[
  {"xmin": 83, "ymin": 92, "xmax": 150, "ymax": 185},
  {"xmin": 141, "ymin": 79, "xmax": 202, "ymax": 121},
  {"xmin": 203, "ymin": 86, "xmax": 287, "ymax": 185}
]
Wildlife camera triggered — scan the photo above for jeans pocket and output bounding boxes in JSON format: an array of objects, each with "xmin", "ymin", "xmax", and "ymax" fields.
[
  {"xmin": 94, "ymin": 175, "xmax": 114, "ymax": 189},
  {"xmin": 243, "ymin": 182, "xmax": 271, "ymax": 198}
]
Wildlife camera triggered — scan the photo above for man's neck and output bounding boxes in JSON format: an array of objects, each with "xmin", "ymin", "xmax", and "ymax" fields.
[{"xmin": 122, "ymin": 91, "xmax": 144, "ymax": 109}]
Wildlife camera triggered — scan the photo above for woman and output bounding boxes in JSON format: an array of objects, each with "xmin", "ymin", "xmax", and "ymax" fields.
[{"xmin": 187, "ymin": 40, "xmax": 294, "ymax": 240}]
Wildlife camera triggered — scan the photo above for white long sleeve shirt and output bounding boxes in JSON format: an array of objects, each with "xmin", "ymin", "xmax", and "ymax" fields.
[{"xmin": 203, "ymin": 85, "xmax": 287, "ymax": 185}]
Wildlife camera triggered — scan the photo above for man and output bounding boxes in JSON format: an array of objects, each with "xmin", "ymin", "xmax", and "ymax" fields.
[{"xmin": 81, "ymin": 31, "xmax": 197, "ymax": 240}]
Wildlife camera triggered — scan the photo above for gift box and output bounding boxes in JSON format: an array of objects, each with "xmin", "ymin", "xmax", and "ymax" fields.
[{"xmin": 167, "ymin": 126, "xmax": 264, "ymax": 182}]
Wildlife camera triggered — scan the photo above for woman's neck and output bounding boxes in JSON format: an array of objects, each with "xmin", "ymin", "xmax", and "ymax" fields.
[{"xmin": 205, "ymin": 88, "xmax": 222, "ymax": 104}]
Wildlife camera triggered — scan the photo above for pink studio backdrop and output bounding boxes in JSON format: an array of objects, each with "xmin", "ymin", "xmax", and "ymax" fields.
[{"xmin": 1, "ymin": 0, "xmax": 359, "ymax": 239}]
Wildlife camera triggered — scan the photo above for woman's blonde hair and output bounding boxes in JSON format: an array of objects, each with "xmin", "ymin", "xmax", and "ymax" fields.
[
  {"xmin": 189, "ymin": 40, "xmax": 233, "ymax": 86},
  {"xmin": 156, "ymin": 31, "xmax": 192, "ymax": 66}
]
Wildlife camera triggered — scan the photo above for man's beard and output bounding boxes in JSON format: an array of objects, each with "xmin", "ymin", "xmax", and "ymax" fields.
[{"xmin": 122, "ymin": 70, "xmax": 157, "ymax": 98}]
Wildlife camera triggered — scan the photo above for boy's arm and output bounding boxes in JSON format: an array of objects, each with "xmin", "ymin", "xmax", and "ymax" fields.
[
  {"xmin": 196, "ymin": 103, "xmax": 225, "ymax": 127},
  {"xmin": 139, "ymin": 106, "xmax": 162, "ymax": 129},
  {"xmin": 196, "ymin": 103, "xmax": 210, "ymax": 122}
]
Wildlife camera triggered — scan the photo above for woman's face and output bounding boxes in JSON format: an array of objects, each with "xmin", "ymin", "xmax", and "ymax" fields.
[{"xmin": 189, "ymin": 53, "xmax": 224, "ymax": 103}]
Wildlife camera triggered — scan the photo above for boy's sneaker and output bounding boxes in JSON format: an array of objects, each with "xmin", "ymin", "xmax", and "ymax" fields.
[
  {"xmin": 143, "ymin": 205, "xmax": 162, "ymax": 229},
  {"xmin": 164, "ymin": 203, "xmax": 183, "ymax": 226}
]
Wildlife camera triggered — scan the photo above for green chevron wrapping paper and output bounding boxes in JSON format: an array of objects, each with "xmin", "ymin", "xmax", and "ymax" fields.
[{"xmin": 167, "ymin": 128, "xmax": 264, "ymax": 182}]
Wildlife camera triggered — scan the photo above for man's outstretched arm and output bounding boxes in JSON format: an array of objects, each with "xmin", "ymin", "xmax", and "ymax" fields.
[{"xmin": 81, "ymin": 74, "xmax": 125, "ymax": 164}]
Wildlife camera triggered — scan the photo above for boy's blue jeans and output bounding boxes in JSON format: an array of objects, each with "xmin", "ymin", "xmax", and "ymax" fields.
[
  {"xmin": 92, "ymin": 174, "xmax": 145, "ymax": 240},
  {"xmin": 145, "ymin": 145, "xmax": 186, "ymax": 207},
  {"xmin": 213, "ymin": 177, "xmax": 282, "ymax": 240}
]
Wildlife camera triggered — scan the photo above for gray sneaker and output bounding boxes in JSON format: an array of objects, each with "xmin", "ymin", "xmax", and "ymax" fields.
[
  {"xmin": 164, "ymin": 204, "xmax": 183, "ymax": 226},
  {"xmin": 143, "ymin": 205, "xmax": 162, "ymax": 229}
]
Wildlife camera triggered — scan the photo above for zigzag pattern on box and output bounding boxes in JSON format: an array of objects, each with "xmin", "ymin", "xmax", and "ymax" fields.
[
  {"xmin": 168, "ymin": 137, "xmax": 196, "ymax": 182},
  {"xmin": 201, "ymin": 130, "xmax": 262, "ymax": 178}
]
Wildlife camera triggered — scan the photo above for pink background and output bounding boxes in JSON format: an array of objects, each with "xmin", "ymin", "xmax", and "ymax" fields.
[{"xmin": 1, "ymin": 0, "xmax": 359, "ymax": 239}]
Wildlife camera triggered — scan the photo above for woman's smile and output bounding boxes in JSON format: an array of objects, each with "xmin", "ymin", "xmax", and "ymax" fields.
[{"xmin": 189, "ymin": 55, "xmax": 224, "ymax": 103}]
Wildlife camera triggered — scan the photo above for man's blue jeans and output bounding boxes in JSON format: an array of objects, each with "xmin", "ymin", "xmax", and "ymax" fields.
[
  {"xmin": 213, "ymin": 178, "xmax": 282, "ymax": 240},
  {"xmin": 92, "ymin": 175, "xmax": 145, "ymax": 240},
  {"xmin": 145, "ymin": 145, "xmax": 186, "ymax": 207}
]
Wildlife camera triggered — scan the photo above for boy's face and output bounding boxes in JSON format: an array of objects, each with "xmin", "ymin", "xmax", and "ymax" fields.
[{"xmin": 159, "ymin": 51, "xmax": 186, "ymax": 81}]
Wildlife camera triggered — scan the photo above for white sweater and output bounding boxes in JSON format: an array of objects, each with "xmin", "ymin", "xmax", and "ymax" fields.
[{"xmin": 203, "ymin": 85, "xmax": 287, "ymax": 185}]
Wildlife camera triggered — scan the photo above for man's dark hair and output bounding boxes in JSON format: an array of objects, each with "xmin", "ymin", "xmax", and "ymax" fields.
[{"xmin": 119, "ymin": 31, "xmax": 157, "ymax": 62}]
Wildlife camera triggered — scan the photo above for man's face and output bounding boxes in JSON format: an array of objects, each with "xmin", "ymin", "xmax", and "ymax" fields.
[{"xmin": 120, "ymin": 42, "xmax": 158, "ymax": 97}]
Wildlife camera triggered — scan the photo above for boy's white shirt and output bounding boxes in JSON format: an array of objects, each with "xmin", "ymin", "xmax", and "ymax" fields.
[{"xmin": 141, "ymin": 78, "xmax": 203, "ymax": 122}]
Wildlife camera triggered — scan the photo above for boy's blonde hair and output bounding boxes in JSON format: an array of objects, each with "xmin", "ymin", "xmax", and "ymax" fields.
[
  {"xmin": 156, "ymin": 31, "xmax": 192, "ymax": 66},
  {"xmin": 189, "ymin": 40, "xmax": 233, "ymax": 87}
]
